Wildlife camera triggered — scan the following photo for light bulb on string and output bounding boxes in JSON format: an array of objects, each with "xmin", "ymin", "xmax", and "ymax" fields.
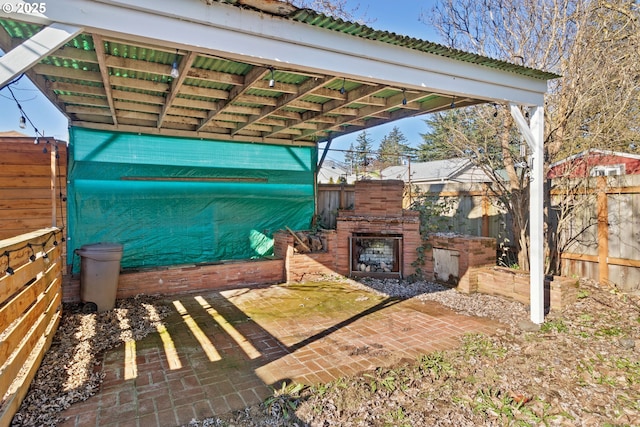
[
  {"xmin": 19, "ymin": 115, "xmax": 26, "ymax": 129},
  {"xmin": 268, "ymin": 67, "xmax": 275, "ymax": 88},
  {"xmin": 3, "ymin": 251, "xmax": 13, "ymax": 275},
  {"xmin": 170, "ymin": 49, "xmax": 180, "ymax": 78}
]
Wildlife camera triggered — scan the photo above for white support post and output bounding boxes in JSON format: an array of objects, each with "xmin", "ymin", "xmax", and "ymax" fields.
[
  {"xmin": 510, "ymin": 104, "xmax": 545, "ymax": 324},
  {"xmin": 0, "ymin": 23, "xmax": 82, "ymax": 88}
]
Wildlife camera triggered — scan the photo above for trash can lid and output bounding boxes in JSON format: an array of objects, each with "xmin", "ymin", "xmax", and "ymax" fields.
[{"xmin": 80, "ymin": 242, "xmax": 123, "ymax": 252}]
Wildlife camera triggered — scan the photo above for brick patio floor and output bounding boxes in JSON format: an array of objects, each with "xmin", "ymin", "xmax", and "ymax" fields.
[{"xmin": 58, "ymin": 280, "xmax": 502, "ymax": 427}]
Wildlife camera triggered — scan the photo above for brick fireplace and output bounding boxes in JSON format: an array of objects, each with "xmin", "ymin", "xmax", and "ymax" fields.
[
  {"xmin": 336, "ymin": 180, "xmax": 420, "ymax": 279},
  {"xmin": 274, "ymin": 180, "xmax": 420, "ymax": 281}
]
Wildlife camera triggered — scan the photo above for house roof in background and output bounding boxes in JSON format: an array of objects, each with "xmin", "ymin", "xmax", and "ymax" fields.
[
  {"xmin": 550, "ymin": 148, "xmax": 640, "ymax": 168},
  {"xmin": 382, "ymin": 158, "xmax": 493, "ymax": 183},
  {"xmin": 0, "ymin": 0, "xmax": 555, "ymax": 146},
  {"xmin": 0, "ymin": 130, "xmax": 28, "ymax": 137}
]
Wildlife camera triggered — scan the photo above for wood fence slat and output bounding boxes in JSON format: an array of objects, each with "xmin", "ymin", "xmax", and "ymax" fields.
[
  {"xmin": 0, "ymin": 209, "xmax": 56, "ymax": 220},
  {"xmin": 0, "ymin": 189, "xmax": 60, "ymax": 200},
  {"xmin": 0, "ymin": 297, "xmax": 61, "ymax": 427},
  {"xmin": 0, "ymin": 245, "xmax": 61, "ymax": 307},
  {"xmin": 0, "ymin": 228, "xmax": 63, "ymax": 425},
  {"xmin": 0, "ymin": 165, "xmax": 66, "ymax": 178},
  {"xmin": 0, "ymin": 280, "xmax": 61, "ymax": 398},
  {"xmin": 0, "ymin": 275, "xmax": 60, "ymax": 366},
  {"xmin": 0, "ymin": 199, "xmax": 57, "ymax": 210},
  {"xmin": 0, "ymin": 177, "xmax": 53, "ymax": 188}
]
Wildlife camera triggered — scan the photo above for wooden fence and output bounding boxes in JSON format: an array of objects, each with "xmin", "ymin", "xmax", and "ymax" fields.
[
  {"xmin": 556, "ymin": 175, "xmax": 640, "ymax": 292},
  {"xmin": 0, "ymin": 228, "xmax": 63, "ymax": 426},
  {"xmin": 317, "ymin": 182, "xmax": 510, "ymax": 242},
  {"xmin": 316, "ymin": 184, "xmax": 355, "ymax": 228},
  {"xmin": 0, "ymin": 135, "xmax": 67, "ymax": 240}
]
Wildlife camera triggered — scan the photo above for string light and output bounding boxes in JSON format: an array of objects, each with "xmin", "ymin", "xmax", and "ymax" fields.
[
  {"xmin": 3, "ymin": 251, "xmax": 14, "ymax": 275},
  {"xmin": 402, "ymin": 89, "xmax": 407, "ymax": 106},
  {"xmin": 170, "ymin": 49, "xmax": 180, "ymax": 79},
  {"xmin": 340, "ymin": 78, "xmax": 346, "ymax": 95},
  {"xmin": 1, "ymin": 230, "xmax": 64, "ymax": 275},
  {"xmin": 268, "ymin": 67, "xmax": 275, "ymax": 88},
  {"xmin": 450, "ymin": 96, "xmax": 456, "ymax": 108},
  {"xmin": 3, "ymin": 74, "xmax": 46, "ymax": 143}
]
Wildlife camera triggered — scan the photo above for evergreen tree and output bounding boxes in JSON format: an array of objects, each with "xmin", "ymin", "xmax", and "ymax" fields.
[
  {"xmin": 344, "ymin": 142, "xmax": 356, "ymax": 174},
  {"xmin": 377, "ymin": 126, "xmax": 412, "ymax": 166},
  {"xmin": 354, "ymin": 130, "xmax": 374, "ymax": 173}
]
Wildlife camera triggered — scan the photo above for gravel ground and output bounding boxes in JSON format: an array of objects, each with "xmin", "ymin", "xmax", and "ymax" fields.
[
  {"xmin": 8, "ymin": 295, "xmax": 172, "ymax": 427},
  {"xmin": 7, "ymin": 277, "xmax": 640, "ymax": 426}
]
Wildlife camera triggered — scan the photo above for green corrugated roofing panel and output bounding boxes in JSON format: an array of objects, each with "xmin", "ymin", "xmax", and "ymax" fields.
[
  {"xmin": 193, "ymin": 56, "xmax": 252, "ymax": 75},
  {"xmin": 67, "ymin": 34, "xmax": 95, "ymax": 51},
  {"xmin": 40, "ymin": 56, "xmax": 98, "ymax": 71},
  {"xmin": 183, "ymin": 79, "xmax": 233, "ymax": 91},
  {"xmin": 301, "ymin": 94, "xmax": 331, "ymax": 104},
  {"xmin": 375, "ymin": 88, "xmax": 403, "ymax": 98},
  {"xmin": 0, "ymin": 19, "xmax": 40, "ymax": 38},
  {"xmin": 105, "ymin": 41, "xmax": 173, "ymax": 64},
  {"xmin": 245, "ymin": 88, "xmax": 281, "ymax": 99},
  {"xmin": 289, "ymin": 9, "xmax": 559, "ymax": 80},
  {"xmin": 110, "ymin": 68, "xmax": 171, "ymax": 84}
]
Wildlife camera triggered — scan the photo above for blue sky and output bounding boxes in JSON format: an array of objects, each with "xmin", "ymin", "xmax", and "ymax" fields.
[{"xmin": 0, "ymin": 0, "xmax": 441, "ymax": 160}]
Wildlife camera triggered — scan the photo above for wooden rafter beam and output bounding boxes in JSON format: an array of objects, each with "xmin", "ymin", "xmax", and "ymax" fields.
[
  {"xmin": 49, "ymin": 81, "xmax": 104, "ymax": 96},
  {"xmin": 158, "ymin": 51, "xmax": 197, "ymax": 128},
  {"xmin": 70, "ymin": 120, "xmax": 317, "ymax": 147},
  {"xmin": 105, "ymin": 55, "xmax": 172, "ymax": 76},
  {"xmin": 198, "ymin": 66, "xmax": 269, "ymax": 131},
  {"xmin": 269, "ymin": 84, "xmax": 384, "ymax": 138},
  {"xmin": 92, "ymin": 35, "xmax": 118, "ymax": 126},
  {"xmin": 233, "ymin": 76, "xmax": 332, "ymax": 136},
  {"xmin": 110, "ymin": 76, "xmax": 169, "ymax": 93},
  {"xmin": 294, "ymin": 90, "xmax": 424, "ymax": 140}
]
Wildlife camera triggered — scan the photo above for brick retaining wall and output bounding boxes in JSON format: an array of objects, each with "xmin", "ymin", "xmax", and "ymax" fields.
[
  {"xmin": 63, "ymin": 258, "xmax": 284, "ymax": 302},
  {"xmin": 476, "ymin": 266, "xmax": 579, "ymax": 311}
]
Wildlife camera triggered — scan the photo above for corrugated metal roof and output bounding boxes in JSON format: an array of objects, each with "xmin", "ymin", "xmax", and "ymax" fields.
[
  {"xmin": 289, "ymin": 9, "xmax": 559, "ymax": 80},
  {"xmin": 0, "ymin": 1, "xmax": 556, "ymax": 145}
]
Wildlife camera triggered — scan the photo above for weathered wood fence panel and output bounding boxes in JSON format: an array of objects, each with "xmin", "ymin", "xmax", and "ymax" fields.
[
  {"xmin": 0, "ymin": 228, "xmax": 63, "ymax": 427},
  {"xmin": 558, "ymin": 175, "xmax": 640, "ymax": 291},
  {"xmin": 317, "ymin": 184, "xmax": 355, "ymax": 228}
]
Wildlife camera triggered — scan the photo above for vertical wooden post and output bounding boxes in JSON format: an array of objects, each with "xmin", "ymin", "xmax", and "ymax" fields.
[
  {"xmin": 51, "ymin": 142, "xmax": 57, "ymax": 227},
  {"xmin": 597, "ymin": 176, "xmax": 609, "ymax": 284},
  {"xmin": 481, "ymin": 194, "xmax": 490, "ymax": 237},
  {"xmin": 339, "ymin": 183, "xmax": 347, "ymax": 209}
]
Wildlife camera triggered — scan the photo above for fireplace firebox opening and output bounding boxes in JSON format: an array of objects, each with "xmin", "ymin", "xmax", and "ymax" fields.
[{"xmin": 349, "ymin": 233, "xmax": 402, "ymax": 278}]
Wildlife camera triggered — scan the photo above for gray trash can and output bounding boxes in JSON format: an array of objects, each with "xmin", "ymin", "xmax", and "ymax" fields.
[{"xmin": 76, "ymin": 243, "xmax": 123, "ymax": 312}]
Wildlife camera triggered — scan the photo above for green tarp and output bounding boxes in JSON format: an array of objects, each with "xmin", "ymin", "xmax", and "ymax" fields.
[{"xmin": 67, "ymin": 128, "xmax": 316, "ymax": 272}]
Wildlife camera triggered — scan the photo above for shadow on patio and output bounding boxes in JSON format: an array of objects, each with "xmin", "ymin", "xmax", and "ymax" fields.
[{"xmin": 59, "ymin": 279, "xmax": 502, "ymax": 427}]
